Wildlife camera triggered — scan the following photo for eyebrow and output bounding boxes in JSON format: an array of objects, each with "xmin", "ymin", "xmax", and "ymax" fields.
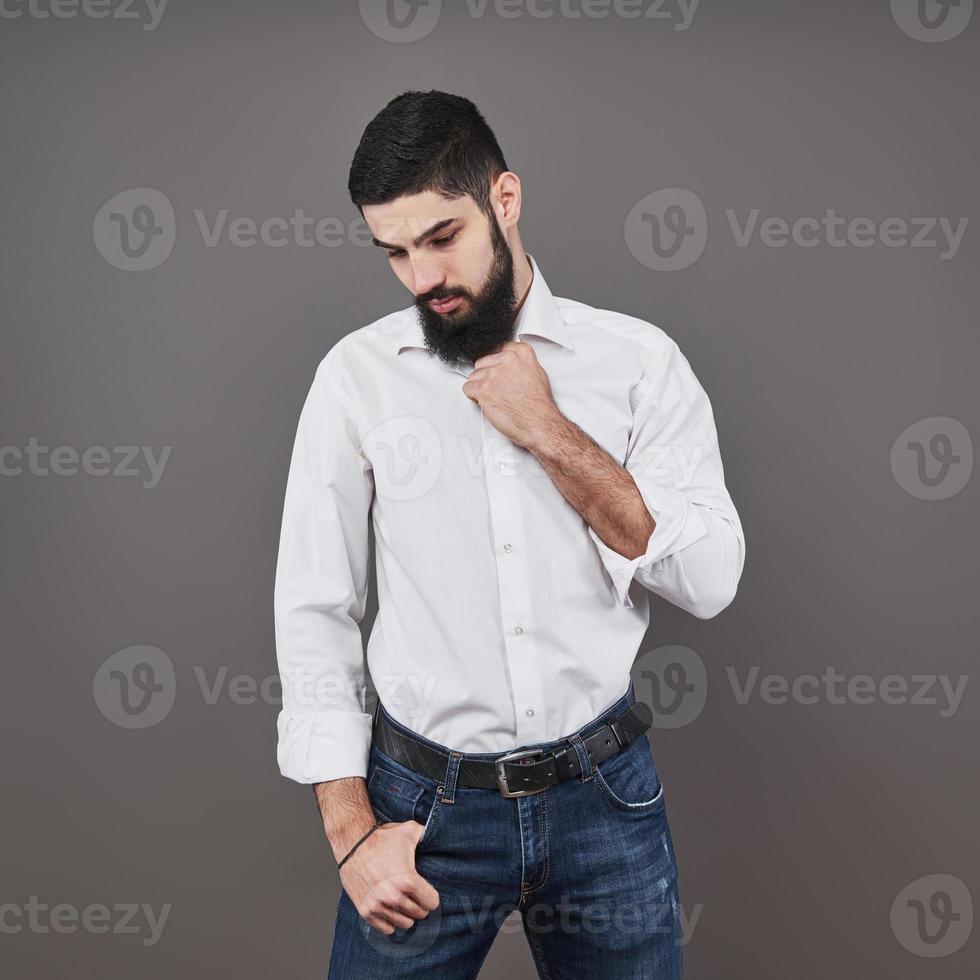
[{"xmin": 372, "ymin": 218, "xmax": 458, "ymax": 251}]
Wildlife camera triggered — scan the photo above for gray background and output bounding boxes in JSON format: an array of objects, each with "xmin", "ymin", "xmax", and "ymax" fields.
[{"xmin": 1, "ymin": 0, "xmax": 978, "ymax": 977}]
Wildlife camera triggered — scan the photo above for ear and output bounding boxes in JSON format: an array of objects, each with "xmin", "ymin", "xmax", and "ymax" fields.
[{"xmin": 492, "ymin": 171, "xmax": 522, "ymax": 229}]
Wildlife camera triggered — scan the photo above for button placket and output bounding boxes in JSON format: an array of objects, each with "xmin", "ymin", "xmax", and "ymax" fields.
[{"xmin": 482, "ymin": 430, "xmax": 547, "ymax": 743}]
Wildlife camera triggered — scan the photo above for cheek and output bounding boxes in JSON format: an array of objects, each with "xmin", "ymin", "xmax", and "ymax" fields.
[{"xmin": 455, "ymin": 240, "xmax": 490, "ymax": 285}]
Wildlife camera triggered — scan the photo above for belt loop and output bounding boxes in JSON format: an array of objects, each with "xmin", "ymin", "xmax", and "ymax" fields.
[
  {"xmin": 440, "ymin": 750, "xmax": 463, "ymax": 804},
  {"xmin": 609, "ymin": 717, "xmax": 625, "ymax": 749},
  {"xmin": 566, "ymin": 732, "xmax": 593, "ymax": 782}
]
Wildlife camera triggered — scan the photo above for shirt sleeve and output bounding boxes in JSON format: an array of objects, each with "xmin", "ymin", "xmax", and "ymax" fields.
[
  {"xmin": 588, "ymin": 338, "xmax": 746, "ymax": 618},
  {"xmin": 273, "ymin": 354, "xmax": 376, "ymax": 783}
]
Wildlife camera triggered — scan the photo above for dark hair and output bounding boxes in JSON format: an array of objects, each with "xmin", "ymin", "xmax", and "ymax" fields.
[{"xmin": 348, "ymin": 90, "xmax": 509, "ymax": 220}]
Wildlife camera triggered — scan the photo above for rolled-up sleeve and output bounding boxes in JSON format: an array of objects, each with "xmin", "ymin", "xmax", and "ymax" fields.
[
  {"xmin": 273, "ymin": 353, "xmax": 375, "ymax": 783},
  {"xmin": 588, "ymin": 338, "xmax": 746, "ymax": 618}
]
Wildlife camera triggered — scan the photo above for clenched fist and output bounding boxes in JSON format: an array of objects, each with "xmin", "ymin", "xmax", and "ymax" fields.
[{"xmin": 339, "ymin": 820, "xmax": 441, "ymax": 935}]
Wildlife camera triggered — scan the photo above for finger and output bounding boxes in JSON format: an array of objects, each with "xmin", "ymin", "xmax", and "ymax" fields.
[
  {"xmin": 404, "ymin": 874, "xmax": 441, "ymax": 911},
  {"xmin": 366, "ymin": 913, "xmax": 397, "ymax": 935},
  {"xmin": 472, "ymin": 352, "xmax": 506, "ymax": 369},
  {"xmin": 376, "ymin": 906, "xmax": 416, "ymax": 930},
  {"xmin": 385, "ymin": 891, "xmax": 431, "ymax": 920}
]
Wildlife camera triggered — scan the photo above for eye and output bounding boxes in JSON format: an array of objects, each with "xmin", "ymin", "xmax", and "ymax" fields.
[
  {"xmin": 387, "ymin": 248, "xmax": 406, "ymax": 260},
  {"xmin": 434, "ymin": 231, "xmax": 457, "ymax": 247}
]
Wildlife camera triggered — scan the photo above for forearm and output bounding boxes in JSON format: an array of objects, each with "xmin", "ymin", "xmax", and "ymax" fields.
[
  {"xmin": 529, "ymin": 411, "xmax": 655, "ymax": 560},
  {"xmin": 313, "ymin": 777, "xmax": 379, "ymax": 863}
]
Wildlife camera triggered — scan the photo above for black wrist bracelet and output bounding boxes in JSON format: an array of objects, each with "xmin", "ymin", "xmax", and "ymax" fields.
[{"xmin": 337, "ymin": 822, "xmax": 382, "ymax": 870}]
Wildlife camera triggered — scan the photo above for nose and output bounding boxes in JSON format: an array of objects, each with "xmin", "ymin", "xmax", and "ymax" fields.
[{"xmin": 411, "ymin": 259, "xmax": 445, "ymax": 299}]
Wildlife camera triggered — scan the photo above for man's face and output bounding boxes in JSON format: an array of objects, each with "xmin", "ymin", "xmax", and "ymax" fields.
[{"xmin": 363, "ymin": 189, "xmax": 519, "ymax": 366}]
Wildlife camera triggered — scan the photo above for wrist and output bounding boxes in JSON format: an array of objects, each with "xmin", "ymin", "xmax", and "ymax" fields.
[
  {"xmin": 336, "ymin": 820, "xmax": 383, "ymax": 869},
  {"xmin": 325, "ymin": 812, "xmax": 379, "ymax": 865}
]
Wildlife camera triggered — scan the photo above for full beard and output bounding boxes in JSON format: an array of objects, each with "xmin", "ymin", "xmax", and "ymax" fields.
[{"xmin": 414, "ymin": 215, "xmax": 519, "ymax": 368}]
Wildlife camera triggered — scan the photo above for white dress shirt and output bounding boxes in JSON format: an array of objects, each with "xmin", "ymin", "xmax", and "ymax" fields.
[{"xmin": 274, "ymin": 253, "xmax": 745, "ymax": 783}]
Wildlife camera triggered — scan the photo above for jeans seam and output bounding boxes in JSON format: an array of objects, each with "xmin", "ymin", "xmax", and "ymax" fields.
[
  {"xmin": 593, "ymin": 754, "xmax": 666, "ymax": 812},
  {"xmin": 523, "ymin": 791, "xmax": 551, "ymax": 896},
  {"xmin": 525, "ymin": 920, "xmax": 556, "ymax": 980},
  {"xmin": 516, "ymin": 798, "xmax": 527, "ymax": 906}
]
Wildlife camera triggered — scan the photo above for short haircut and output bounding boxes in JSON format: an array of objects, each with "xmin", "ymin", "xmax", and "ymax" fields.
[{"xmin": 348, "ymin": 90, "xmax": 509, "ymax": 221}]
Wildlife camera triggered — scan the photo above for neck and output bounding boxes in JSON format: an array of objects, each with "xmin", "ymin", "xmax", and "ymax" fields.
[{"xmin": 511, "ymin": 251, "xmax": 534, "ymax": 319}]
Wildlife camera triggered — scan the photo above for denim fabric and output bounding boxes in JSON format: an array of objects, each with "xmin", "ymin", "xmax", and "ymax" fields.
[{"xmin": 327, "ymin": 679, "xmax": 683, "ymax": 979}]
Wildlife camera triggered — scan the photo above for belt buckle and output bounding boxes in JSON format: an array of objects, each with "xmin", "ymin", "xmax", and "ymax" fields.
[{"xmin": 495, "ymin": 747, "xmax": 549, "ymax": 798}]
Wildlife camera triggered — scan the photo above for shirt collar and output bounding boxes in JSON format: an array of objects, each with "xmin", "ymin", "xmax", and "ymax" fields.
[{"xmin": 394, "ymin": 252, "xmax": 575, "ymax": 356}]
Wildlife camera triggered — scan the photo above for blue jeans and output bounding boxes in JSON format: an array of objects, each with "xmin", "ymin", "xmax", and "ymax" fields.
[{"xmin": 328, "ymin": 679, "xmax": 683, "ymax": 979}]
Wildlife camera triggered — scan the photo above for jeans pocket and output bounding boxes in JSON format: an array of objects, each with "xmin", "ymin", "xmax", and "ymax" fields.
[
  {"xmin": 592, "ymin": 736, "xmax": 666, "ymax": 813},
  {"xmin": 366, "ymin": 762, "xmax": 425, "ymax": 825}
]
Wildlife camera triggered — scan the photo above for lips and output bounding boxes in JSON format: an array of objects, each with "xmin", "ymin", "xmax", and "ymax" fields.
[{"xmin": 428, "ymin": 295, "xmax": 463, "ymax": 313}]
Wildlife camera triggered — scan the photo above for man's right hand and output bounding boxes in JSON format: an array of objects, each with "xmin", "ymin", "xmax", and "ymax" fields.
[{"xmin": 338, "ymin": 819, "xmax": 440, "ymax": 935}]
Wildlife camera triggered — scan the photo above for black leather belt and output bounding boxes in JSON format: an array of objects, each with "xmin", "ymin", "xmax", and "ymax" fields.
[{"xmin": 372, "ymin": 701, "xmax": 653, "ymax": 798}]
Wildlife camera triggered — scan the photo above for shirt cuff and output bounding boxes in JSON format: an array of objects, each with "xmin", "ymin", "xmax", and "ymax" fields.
[
  {"xmin": 276, "ymin": 709, "xmax": 374, "ymax": 784},
  {"xmin": 588, "ymin": 479, "xmax": 709, "ymax": 608}
]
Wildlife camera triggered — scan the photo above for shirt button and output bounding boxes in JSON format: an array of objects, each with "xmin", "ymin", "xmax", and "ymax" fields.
[
  {"xmin": 515, "ymin": 626, "xmax": 524, "ymax": 635},
  {"xmin": 526, "ymin": 708, "xmax": 534, "ymax": 717},
  {"xmin": 503, "ymin": 543, "xmax": 513, "ymax": 553}
]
